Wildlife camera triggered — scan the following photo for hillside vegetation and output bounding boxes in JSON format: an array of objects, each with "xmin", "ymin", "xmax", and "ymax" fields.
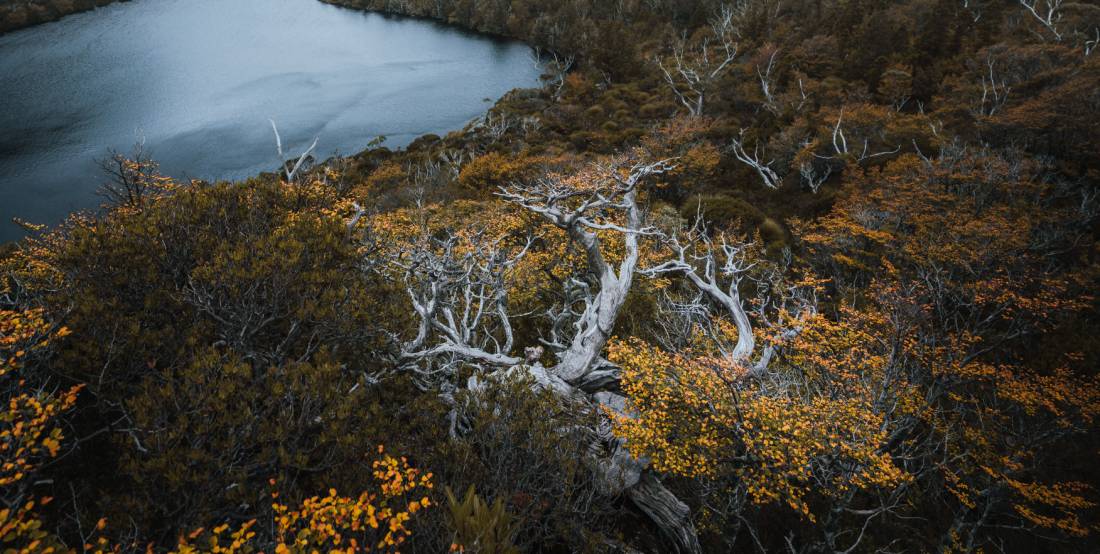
[
  {"xmin": 0, "ymin": 0, "xmax": 122, "ymax": 34},
  {"xmin": 2, "ymin": 0, "xmax": 1100, "ymax": 552}
]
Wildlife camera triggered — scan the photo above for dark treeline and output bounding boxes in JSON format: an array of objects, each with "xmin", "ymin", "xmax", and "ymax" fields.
[
  {"xmin": 2, "ymin": 0, "xmax": 1100, "ymax": 553},
  {"xmin": 0, "ymin": 0, "xmax": 124, "ymax": 34}
]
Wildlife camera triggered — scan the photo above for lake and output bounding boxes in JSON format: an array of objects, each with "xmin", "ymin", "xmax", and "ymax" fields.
[{"xmin": 0, "ymin": 0, "xmax": 542, "ymax": 242}]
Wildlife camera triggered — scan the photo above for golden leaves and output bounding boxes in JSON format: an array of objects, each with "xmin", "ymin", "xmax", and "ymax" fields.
[
  {"xmin": 609, "ymin": 330, "xmax": 906, "ymax": 521},
  {"xmin": 173, "ymin": 448, "xmax": 434, "ymax": 554},
  {"xmin": 0, "ymin": 309, "xmax": 82, "ymax": 552}
]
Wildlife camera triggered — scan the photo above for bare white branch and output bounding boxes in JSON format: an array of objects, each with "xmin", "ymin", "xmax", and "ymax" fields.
[
  {"xmin": 1018, "ymin": 0, "xmax": 1064, "ymax": 41},
  {"xmin": 269, "ymin": 119, "xmax": 319, "ymax": 183},
  {"xmin": 757, "ymin": 48, "xmax": 781, "ymax": 115},
  {"xmin": 655, "ymin": 9, "xmax": 739, "ymax": 117},
  {"xmin": 536, "ymin": 47, "xmax": 576, "ymax": 101},
  {"xmin": 975, "ymin": 54, "xmax": 1011, "ymax": 117},
  {"xmin": 730, "ymin": 130, "xmax": 781, "ymax": 189},
  {"xmin": 642, "ymin": 217, "xmax": 817, "ymax": 375},
  {"xmin": 498, "ymin": 157, "xmax": 675, "ymax": 384},
  {"xmin": 394, "ymin": 230, "xmax": 533, "ymax": 383}
]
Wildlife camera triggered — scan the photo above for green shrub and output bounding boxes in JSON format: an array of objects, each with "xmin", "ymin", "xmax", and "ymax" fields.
[
  {"xmin": 759, "ymin": 217, "xmax": 786, "ymax": 245},
  {"xmin": 445, "ymin": 486, "xmax": 520, "ymax": 554}
]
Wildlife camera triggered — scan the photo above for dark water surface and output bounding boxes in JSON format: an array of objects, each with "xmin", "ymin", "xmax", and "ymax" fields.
[{"xmin": 0, "ymin": 0, "xmax": 541, "ymax": 241}]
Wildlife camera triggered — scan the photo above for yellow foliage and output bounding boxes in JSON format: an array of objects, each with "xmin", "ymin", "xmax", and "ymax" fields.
[
  {"xmin": 609, "ymin": 334, "xmax": 906, "ymax": 521},
  {"xmin": 173, "ymin": 447, "xmax": 433, "ymax": 554},
  {"xmin": 0, "ymin": 309, "xmax": 82, "ymax": 553}
]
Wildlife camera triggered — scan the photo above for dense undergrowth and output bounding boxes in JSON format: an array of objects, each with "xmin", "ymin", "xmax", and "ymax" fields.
[{"xmin": 2, "ymin": 0, "xmax": 1099, "ymax": 552}]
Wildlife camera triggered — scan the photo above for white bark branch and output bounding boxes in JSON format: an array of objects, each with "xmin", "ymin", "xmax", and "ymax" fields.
[{"xmin": 730, "ymin": 130, "xmax": 781, "ymax": 189}]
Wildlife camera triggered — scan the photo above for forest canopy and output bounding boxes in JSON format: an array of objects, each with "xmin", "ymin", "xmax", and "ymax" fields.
[{"xmin": 2, "ymin": 0, "xmax": 1099, "ymax": 552}]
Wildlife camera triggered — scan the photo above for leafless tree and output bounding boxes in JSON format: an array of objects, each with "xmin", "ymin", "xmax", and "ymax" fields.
[
  {"xmin": 346, "ymin": 202, "xmax": 367, "ymax": 233},
  {"xmin": 795, "ymin": 76, "xmax": 810, "ymax": 112},
  {"xmin": 519, "ymin": 116, "xmax": 542, "ymax": 136},
  {"xmin": 1018, "ymin": 0, "xmax": 1064, "ymax": 41},
  {"xmin": 730, "ymin": 130, "xmax": 782, "ymax": 189},
  {"xmin": 470, "ymin": 111, "xmax": 514, "ymax": 140},
  {"xmin": 498, "ymin": 158, "xmax": 676, "ymax": 385},
  {"xmin": 962, "ymin": 0, "xmax": 986, "ymax": 22},
  {"xmin": 641, "ymin": 219, "xmax": 815, "ymax": 376},
  {"xmin": 394, "ymin": 230, "xmax": 532, "ymax": 380},
  {"xmin": 826, "ymin": 109, "xmax": 902, "ymax": 162},
  {"xmin": 535, "ymin": 48, "xmax": 576, "ymax": 101},
  {"xmin": 389, "ymin": 155, "xmax": 704, "ymax": 553},
  {"xmin": 799, "ymin": 159, "xmax": 832, "ymax": 194},
  {"xmin": 269, "ymin": 120, "xmax": 319, "ymax": 183},
  {"xmin": 96, "ymin": 140, "xmax": 167, "ymax": 209},
  {"xmin": 1085, "ymin": 27, "xmax": 1099, "ymax": 56},
  {"xmin": 655, "ymin": 8, "xmax": 739, "ymax": 117},
  {"xmin": 756, "ymin": 47, "xmax": 781, "ymax": 115},
  {"xmin": 437, "ymin": 148, "xmax": 469, "ymax": 178},
  {"xmin": 410, "ymin": 156, "xmax": 459, "ymax": 193},
  {"xmin": 974, "ymin": 55, "xmax": 1011, "ymax": 117}
]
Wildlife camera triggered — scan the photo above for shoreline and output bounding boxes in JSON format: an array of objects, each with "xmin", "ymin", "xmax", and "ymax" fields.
[
  {"xmin": 0, "ymin": 0, "xmax": 550, "ymax": 246},
  {"xmin": 318, "ymin": 0, "xmax": 530, "ymax": 45},
  {"xmin": 0, "ymin": 0, "xmax": 129, "ymax": 35}
]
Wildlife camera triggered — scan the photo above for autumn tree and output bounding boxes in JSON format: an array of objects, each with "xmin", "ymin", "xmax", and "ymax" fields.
[
  {"xmin": 3, "ymin": 173, "xmax": 422, "ymax": 544},
  {"xmin": 801, "ymin": 145, "xmax": 1100, "ymax": 550},
  {"xmin": 0, "ymin": 307, "xmax": 80, "ymax": 552},
  {"xmin": 372, "ymin": 153, "xmax": 707, "ymax": 553}
]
